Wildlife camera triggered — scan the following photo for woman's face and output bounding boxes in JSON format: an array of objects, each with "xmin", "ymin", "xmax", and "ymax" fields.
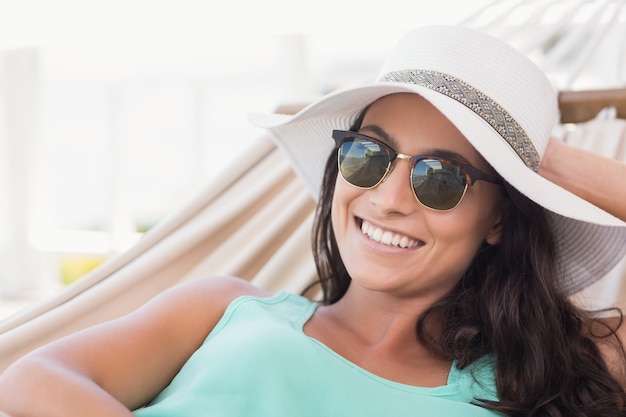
[{"xmin": 331, "ymin": 93, "xmax": 505, "ymax": 300}]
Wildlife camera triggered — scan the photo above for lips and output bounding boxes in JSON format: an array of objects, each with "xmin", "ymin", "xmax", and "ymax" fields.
[{"xmin": 360, "ymin": 219, "xmax": 423, "ymax": 249}]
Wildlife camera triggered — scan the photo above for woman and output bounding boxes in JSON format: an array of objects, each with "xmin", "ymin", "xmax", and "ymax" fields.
[{"xmin": 1, "ymin": 25, "xmax": 626, "ymax": 417}]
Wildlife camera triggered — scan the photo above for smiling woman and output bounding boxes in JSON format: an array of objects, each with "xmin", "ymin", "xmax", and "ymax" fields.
[
  {"xmin": 1, "ymin": 7, "xmax": 626, "ymax": 417},
  {"xmin": 250, "ymin": 25, "xmax": 626, "ymax": 415}
]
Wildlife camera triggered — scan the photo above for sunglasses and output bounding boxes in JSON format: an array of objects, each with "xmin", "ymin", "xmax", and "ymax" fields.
[{"xmin": 332, "ymin": 130, "xmax": 502, "ymax": 211}]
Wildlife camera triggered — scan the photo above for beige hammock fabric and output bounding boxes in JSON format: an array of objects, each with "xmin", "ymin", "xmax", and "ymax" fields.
[{"xmin": 0, "ymin": 136, "xmax": 317, "ymax": 373}]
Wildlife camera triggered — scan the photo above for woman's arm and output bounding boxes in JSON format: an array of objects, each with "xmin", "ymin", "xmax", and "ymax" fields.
[
  {"xmin": 0, "ymin": 275, "xmax": 266, "ymax": 417},
  {"xmin": 540, "ymin": 138, "xmax": 626, "ymax": 222},
  {"xmin": 543, "ymin": 139, "xmax": 626, "ymax": 385}
]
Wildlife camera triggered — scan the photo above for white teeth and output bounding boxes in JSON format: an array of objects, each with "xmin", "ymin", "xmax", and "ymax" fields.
[
  {"xmin": 360, "ymin": 220, "xmax": 420, "ymax": 248},
  {"xmin": 381, "ymin": 231, "xmax": 393, "ymax": 245}
]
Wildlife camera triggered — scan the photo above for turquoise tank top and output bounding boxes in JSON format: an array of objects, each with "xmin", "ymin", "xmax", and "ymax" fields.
[{"xmin": 133, "ymin": 291, "xmax": 502, "ymax": 416}]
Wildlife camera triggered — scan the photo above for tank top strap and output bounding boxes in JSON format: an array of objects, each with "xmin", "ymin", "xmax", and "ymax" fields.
[{"xmin": 207, "ymin": 291, "xmax": 316, "ymax": 344}]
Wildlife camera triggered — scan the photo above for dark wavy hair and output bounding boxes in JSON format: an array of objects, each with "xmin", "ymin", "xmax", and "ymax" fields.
[{"xmin": 309, "ymin": 108, "xmax": 626, "ymax": 416}]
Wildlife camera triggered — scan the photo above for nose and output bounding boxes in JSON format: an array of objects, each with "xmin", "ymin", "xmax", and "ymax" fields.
[{"xmin": 368, "ymin": 158, "xmax": 418, "ymax": 216}]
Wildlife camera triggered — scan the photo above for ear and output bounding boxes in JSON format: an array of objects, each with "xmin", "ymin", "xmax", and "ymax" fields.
[
  {"xmin": 485, "ymin": 191, "xmax": 509, "ymax": 246},
  {"xmin": 485, "ymin": 218, "xmax": 504, "ymax": 245}
]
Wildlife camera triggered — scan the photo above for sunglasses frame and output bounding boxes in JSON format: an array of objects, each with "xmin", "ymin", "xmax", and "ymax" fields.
[{"xmin": 332, "ymin": 130, "xmax": 502, "ymax": 211}]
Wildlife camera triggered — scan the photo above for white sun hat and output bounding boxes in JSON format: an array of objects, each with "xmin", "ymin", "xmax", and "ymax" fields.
[{"xmin": 248, "ymin": 25, "xmax": 626, "ymax": 295}]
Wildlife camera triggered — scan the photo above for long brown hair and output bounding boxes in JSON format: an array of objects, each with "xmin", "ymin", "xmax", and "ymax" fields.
[{"xmin": 309, "ymin": 107, "xmax": 626, "ymax": 416}]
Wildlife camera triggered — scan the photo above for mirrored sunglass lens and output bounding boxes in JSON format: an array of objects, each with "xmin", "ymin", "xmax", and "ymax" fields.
[
  {"xmin": 339, "ymin": 138, "xmax": 390, "ymax": 188},
  {"xmin": 412, "ymin": 159, "xmax": 467, "ymax": 210}
]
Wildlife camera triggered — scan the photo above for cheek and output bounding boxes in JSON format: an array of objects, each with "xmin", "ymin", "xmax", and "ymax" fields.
[
  {"xmin": 437, "ymin": 218, "xmax": 490, "ymax": 252},
  {"xmin": 331, "ymin": 178, "xmax": 366, "ymax": 267},
  {"xmin": 425, "ymin": 219, "xmax": 491, "ymax": 287},
  {"xmin": 455, "ymin": 185, "xmax": 504, "ymax": 237},
  {"xmin": 431, "ymin": 193, "xmax": 504, "ymax": 263}
]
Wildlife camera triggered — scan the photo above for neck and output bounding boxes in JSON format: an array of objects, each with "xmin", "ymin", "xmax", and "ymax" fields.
[
  {"xmin": 308, "ymin": 284, "xmax": 452, "ymax": 386},
  {"xmin": 321, "ymin": 284, "xmax": 442, "ymax": 354}
]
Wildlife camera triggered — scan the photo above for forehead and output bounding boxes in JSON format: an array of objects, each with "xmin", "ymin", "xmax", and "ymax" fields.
[{"xmin": 360, "ymin": 93, "xmax": 490, "ymax": 169}]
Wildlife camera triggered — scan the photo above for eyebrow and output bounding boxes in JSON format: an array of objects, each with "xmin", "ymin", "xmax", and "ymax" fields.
[{"xmin": 358, "ymin": 124, "xmax": 475, "ymax": 167}]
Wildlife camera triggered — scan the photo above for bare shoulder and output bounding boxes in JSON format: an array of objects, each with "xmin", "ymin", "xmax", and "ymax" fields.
[
  {"xmin": 143, "ymin": 275, "xmax": 271, "ymax": 330},
  {"xmin": 171, "ymin": 275, "xmax": 270, "ymax": 303}
]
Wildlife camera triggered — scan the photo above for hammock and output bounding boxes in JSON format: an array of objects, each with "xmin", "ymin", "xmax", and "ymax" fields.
[
  {"xmin": 1, "ymin": 0, "xmax": 625, "ymax": 374},
  {"xmin": 0, "ymin": 137, "xmax": 318, "ymax": 372}
]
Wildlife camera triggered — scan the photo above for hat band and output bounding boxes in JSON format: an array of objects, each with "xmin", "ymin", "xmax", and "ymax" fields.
[{"xmin": 379, "ymin": 69, "xmax": 540, "ymax": 172}]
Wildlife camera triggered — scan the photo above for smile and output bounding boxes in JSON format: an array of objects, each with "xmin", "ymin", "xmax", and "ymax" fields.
[{"xmin": 360, "ymin": 219, "xmax": 423, "ymax": 249}]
